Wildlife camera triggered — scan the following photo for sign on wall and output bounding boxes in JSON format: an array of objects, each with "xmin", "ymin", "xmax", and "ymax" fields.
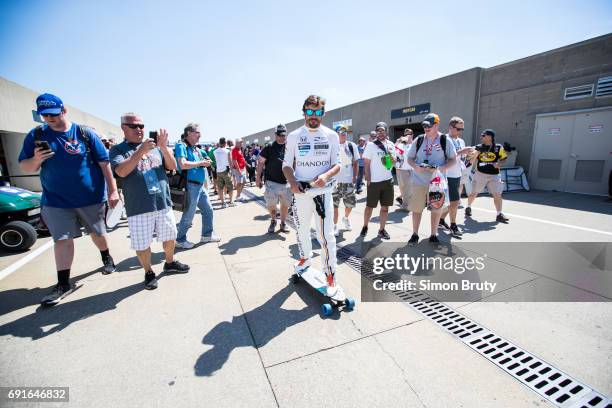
[
  {"xmin": 390, "ymin": 103, "xmax": 431, "ymax": 119},
  {"xmin": 332, "ymin": 119, "xmax": 352, "ymax": 129}
]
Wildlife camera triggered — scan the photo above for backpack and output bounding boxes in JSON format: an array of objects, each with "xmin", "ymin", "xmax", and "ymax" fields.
[
  {"xmin": 34, "ymin": 124, "xmax": 93, "ymax": 164},
  {"xmin": 414, "ymin": 133, "xmax": 448, "ymax": 161},
  {"xmin": 348, "ymin": 142, "xmax": 355, "ymax": 158}
]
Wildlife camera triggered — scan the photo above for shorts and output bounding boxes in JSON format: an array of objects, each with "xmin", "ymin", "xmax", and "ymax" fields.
[
  {"xmin": 447, "ymin": 177, "xmax": 461, "ymax": 202},
  {"xmin": 217, "ymin": 170, "xmax": 234, "ymax": 192},
  {"xmin": 42, "ymin": 203, "xmax": 106, "ymax": 241},
  {"xmin": 472, "ymin": 171, "xmax": 504, "ymax": 195},
  {"xmin": 366, "ymin": 179, "xmax": 394, "ymax": 208},
  {"xmin": 409, "ymin": 185, "xmax": 444, "ymax": 214},
  {"xmin": 127, "ymin": 207, "xmax": 177, "ymax": 251},
  {"xmin": 333, "ymin": 183, "xmax": 356, "ymax": 208},
  {"xmin": 264, "ymin": 180, "xmax": 292, "ymax": 208},
  {"xmin": 232, "ymin": 168, "xmax": 248, "ymax": 184}
]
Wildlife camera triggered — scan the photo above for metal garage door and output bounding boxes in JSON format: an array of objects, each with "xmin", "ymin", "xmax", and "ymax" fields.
[{"xmin": 530, "ymin": 107, "xmax": 612, "ymax": 195}]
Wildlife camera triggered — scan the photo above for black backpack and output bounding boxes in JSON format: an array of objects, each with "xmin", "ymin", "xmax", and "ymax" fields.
[
  {"xmin": 34, "ymin": 124, "xmax": 93, "ymax": 164},
  {"xmin": 414, "ymin": 133, "xmax": 448, "ymax": 161}
]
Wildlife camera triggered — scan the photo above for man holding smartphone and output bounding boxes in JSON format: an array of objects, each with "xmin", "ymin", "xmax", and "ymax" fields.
[{"xmin": 19, "ymin": 93, "xmax": 120, "ymax": 306}]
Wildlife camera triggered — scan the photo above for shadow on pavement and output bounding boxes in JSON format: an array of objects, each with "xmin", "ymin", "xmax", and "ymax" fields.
[
  {"xmin": 502, "ymin": 190, "xmax": 612, "ymax": 215},
  {"xmin": 219, "ymin": 233, "xmax": 286, "ymax": 255},
  {"xmin": 371, "ymin": 209, "xmax": 410, "ymax": 225},
  {"xmin": 114, "ymin": 252, "xmax": 168, "ymax": 272},
  {"xmin": 460, "ymin": 218, "xmax": 498, "ymax": 235},
  {"xmin": 194, "ymin": 282, "xmax": 336, "ymax": 377},
  {"xmin": 0, "ymin": 280, "xmax": 144, "ymax": 340}
]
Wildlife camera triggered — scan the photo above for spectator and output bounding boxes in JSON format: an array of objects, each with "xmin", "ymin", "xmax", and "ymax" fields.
[
  {"xmin": 356, "ymin": 136, "xmax": 366, "ymax": 194},
  {"xmin": 19, "ymin": 93, "xmax": 119, "ymax": 306},
  {"xmin": 213, "ymin": 137, "xmax": 235, "ymax": 207},
  {"xmin": 232, "ymin": 139, "xmax": 248, "ymax": 201},
  {"xmin": 174, "ymin": 123, "xmax": 220, "ymax": 249},
  {"xmin": 395, "ymin": 129, "xmax": 414, "ymax": 212},
  {"xmin": 332, "ymin": 125, "xmax": 358, "ymax": 236},
  {"xmin": 368, "ymin": 130, "xmax": 377, "ymax": 142},
  {"xmin": 257, "ymin": 124, "xmax": 291, "ymax": 233},
  {"xmin": 110, "ymin": 113, "xmax": 189, "ymax": 290},
  {"xmin": 245, "ymin": 146, "xmax": 257, "ymax": 185}
]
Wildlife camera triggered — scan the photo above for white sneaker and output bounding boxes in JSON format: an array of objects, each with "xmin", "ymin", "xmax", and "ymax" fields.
[
  {"xmin": 333, "ymin": 224, "xmax": 339, "ymax": 236},
  {"xmin": 294, "ymin": 258, "xmax": 311, "ymax": 273},
  {"xmin": 201, "ymin": 235, "xmax": 221, "ymax": 243},
  {"xmin": 221, "ymin": 203, "xmax": 228, "ymax": 209},
  {"xmin": 176, "ymin": 240, "xmax": 195, "ymax": 249},
  {"xmin": 228, "ymin": 202, "xmax": 237, "ymax": 207},
  {"xmin": 342, "ymin": 217, "xmax": 352, "ymax": 231}
]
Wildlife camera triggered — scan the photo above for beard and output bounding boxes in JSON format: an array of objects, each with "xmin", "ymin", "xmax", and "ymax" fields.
[{"xmin": 306, "ymin": 118, "xmax": 320, "ymax": 129}]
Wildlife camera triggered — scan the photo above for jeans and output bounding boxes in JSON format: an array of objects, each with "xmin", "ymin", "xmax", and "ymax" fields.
[
  {"xmin": 176, "ymin": 182, "xmax": 214, "ymax": 242},
  {"xmin": 356, "ymin": 166, "xmax": 365, "ymax": 190}
]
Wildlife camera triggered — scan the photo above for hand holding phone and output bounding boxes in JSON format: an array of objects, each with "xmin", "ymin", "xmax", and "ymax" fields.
[
  {"xmin": 149, "ymin": 131, "xmax": 158, "ymax": 144},
  {"xmin": 35, "ymin": 140, "xmax": 51, "ymax": 151}
]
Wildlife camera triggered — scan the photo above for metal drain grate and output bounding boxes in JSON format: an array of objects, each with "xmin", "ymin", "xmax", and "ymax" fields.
[{"xmin": 242, "ymin": 190, "xmax": 611, "ymax": 408}]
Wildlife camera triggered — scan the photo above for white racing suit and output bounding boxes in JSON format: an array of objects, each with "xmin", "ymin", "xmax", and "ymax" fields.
[{"xmin": 283, "ymin": 125, "xmax": 340, "ymax": 282}]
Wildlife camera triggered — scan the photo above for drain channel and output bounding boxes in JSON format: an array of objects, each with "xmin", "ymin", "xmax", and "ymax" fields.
[{"xmin": 242, "ymin": 189, "xmax": 611, "ymax": 408}]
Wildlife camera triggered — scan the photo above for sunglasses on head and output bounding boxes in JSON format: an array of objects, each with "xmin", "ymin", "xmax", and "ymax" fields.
[
  {"xmin": 303, "ymin": 109, "xmax": 324, "ymax": 117},
  {"xmin": 41, "ymin": 112, "xmax": 60, "ymax": 118},
  {"xmin": 123, "ymin": 123, "xmax": 145, "ymax": 129}
]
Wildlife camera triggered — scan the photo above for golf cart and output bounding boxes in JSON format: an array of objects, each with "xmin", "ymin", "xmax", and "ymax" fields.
[{"xmin": 0, "ymin": 186, "xmax": 46, "ymax": 252}]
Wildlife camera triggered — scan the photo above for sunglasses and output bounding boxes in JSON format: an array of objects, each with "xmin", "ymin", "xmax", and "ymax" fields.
[
  {"xmin": 422, "ymin": 124, "xmax": 433, "ymax": 129},
  {"xmin": 454, "ymin": 127, "xmax": 465, "ymax": 131},
  {"xmin": 123, "ymin": 123, "xmax": 145, "ymax": 129},
  {"xmin": 41, "ymin": 112, "xmax": 60, "ymax": 118},
  {"xmin": 303, "ymin": 109, "xmax": 324, "ymax": 117}
]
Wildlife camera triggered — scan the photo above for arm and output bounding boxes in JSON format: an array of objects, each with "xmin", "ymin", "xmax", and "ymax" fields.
[
  {"xmin": 363, "ymin": 158, "xmax": 371, "ymax": 184},
  {"xmin": 282, "ymin": 134, "xmax": 302, "ymax": 193},
  {"xmin": 352, "ymin": 157, "xmax": 358, "ymax": 184},
  {"xmin": 255, "ymin": 156, "xmax": 266, "ymax": 188},
  {"xmin": 98, "ymin": 161, "xmax": 119, "ymax": 208},
  {"xmin": 20, "ymin": 147, "xmax": 54, "ymax": 173}
]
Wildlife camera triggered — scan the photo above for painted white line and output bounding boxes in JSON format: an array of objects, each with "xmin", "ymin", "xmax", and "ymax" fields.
[
  {"xmin": 0, "ymin": 240, "xmax": 54, "ymax": 281},
  {"xmin": 473, "ymin": 207, "xmax": 612, "ymax": 237}
]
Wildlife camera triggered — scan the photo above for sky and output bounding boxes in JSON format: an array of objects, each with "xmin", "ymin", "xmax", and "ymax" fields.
[{"xmin": 1, "ymin": 0, "xmax": 611, "ymax": 143}]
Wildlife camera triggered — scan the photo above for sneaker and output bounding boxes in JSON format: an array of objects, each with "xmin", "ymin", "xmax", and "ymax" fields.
[
  {"xmin": 41, "ymin": 283, "xmax": 75, "ymax": 306},
  {"xmin": 200, "ymin": 235, "xmax": 221, "ymax": 243},
  {"xmin": 465, "ymin": 207, "xmax": 472, "ymax": 217},
  {"xmin": 356, "ymin": 189, "xmax": 363, "ymax": 194},
  {"xmin": 429, "ymin": 235, "xmax": 440, "ymax": 244},
  {"xmin": 221, "ymin": 203, "xmax": 228, "ymax": 209},
  {"xmin": 496, "ymin": 213, "xmax": 509, "ymax": 223},
  {"xmin": 175, "ymin": 240, "xmax": 195, "ymax": 249},
  {"xmin": 397, "ymin": 206, "xmax": 410, "ymax": 213},
  {"xmin": 163, "ymin": 260, "xmax": 190, "ymax": 274},
  {"xmin": 359, "ymin": 226, "xmax": 368, "ymax": 237},
  {"xmin": 334, "ymin": 224, "xmax": 339, "ymax": 237},
  {"xmin": 395, "ymin": 197, "xmax": 403, "ymax": 206},
  {"xmin": 101, "ymin": 255, "xmax": 116, "ymax": 274},
  {"xmin": 294, "ymin": 258, "xmax": 311, "ymax": 273},
  {"xmin": 438, "ymin": 218, "xmax": 451, "ymax": 231},
  {"xmin": 408, "ymin": 233, "xmax": 419, "ymax": 246},
  {"xmin": 279, "ymin": 222, "xmax": 289, "ymax": 233},
  {"xmin": 144, "ymin": 271, "xmax": 158, "ymax": 289},
  {"xmin": 228, "ymin": 202, "xmax": 237, "ymax": 207},
  {"xmin": 450, "ymin": 223, "xmax": 463, "ymax": 237},
  {"xmin": 342, "ymin": 217, "xmax": 352, "ymax": 231},
  {"xmin": 268, "ymin": 219, "xmax": 277, "ymax": 233},
  {"xmin": 378, "ymin": 229, "xmax": 390, "ymax": 240}
]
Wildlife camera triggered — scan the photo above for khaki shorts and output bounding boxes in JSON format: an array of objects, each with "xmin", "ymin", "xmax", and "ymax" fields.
[
  {"xmin": 264, "ymin": 181, "xmax": 292, "ymax": 208},
  {"xmin": 333, "ymin": 183, "xmax": 356, "ymax": 208},
  {"xmin": 217, "ymin": 170, "xmax": 234, "ymax": 192},
  {"xmin": 472, "ymin": 171, "xmax": 504, "ymax": 195},
  {"xmin": 366, "ymin": 179, "xmax": 394, "ymax": 208},
  {"xmin": 409, "ymin": 184, "xmax": 445, "ymax": 214}
]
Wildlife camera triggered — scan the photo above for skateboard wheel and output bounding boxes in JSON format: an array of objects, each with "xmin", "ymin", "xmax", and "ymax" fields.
[
  {"xmin": 291, "ymin": 274, "xmax": 300, "ymax": 284},
  {"xmin": 321, "ymin": 303, "xmax": 333, "ymax": 316},
  {"xmin": 345, "ymin": 298, "xmax": 356, "ymax": 310}
]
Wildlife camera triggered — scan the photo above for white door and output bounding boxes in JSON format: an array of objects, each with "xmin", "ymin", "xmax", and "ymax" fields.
[
  {"xmin": 565, "ymin": 109, "xmax": 612, "ymax": 195},
  {"xmin": 530, "ymin": 115, "xmax": 575, "ymax": 191}
]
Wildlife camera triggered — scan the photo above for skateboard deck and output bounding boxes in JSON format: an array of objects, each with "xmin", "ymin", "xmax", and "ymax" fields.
[
  {"xmin": 291, "ymin": 266, "xmax": 356, "ymax": 316},
  {"xmin": 105, "ymin": 200, "xmax": 125, "ymax": 229}
]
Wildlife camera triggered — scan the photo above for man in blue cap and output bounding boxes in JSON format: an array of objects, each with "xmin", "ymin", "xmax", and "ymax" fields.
[{"xmin": 19, "ymin": 93, "xmax": 120, "ymax": 306}]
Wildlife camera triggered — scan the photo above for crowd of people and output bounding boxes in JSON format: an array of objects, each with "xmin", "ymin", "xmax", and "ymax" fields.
[{"xmin": 20, "ymin": 92, "xmax": 510, "ymax": 305}]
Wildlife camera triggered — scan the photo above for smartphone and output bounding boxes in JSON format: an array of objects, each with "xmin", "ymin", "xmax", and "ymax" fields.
[
  {"xmin": 35, "ymin": 140, "xmax": 51, "ymax": 151},
  {"xmin": 149, "ymin": 131, "xmax": 158, "ymax": 144}
]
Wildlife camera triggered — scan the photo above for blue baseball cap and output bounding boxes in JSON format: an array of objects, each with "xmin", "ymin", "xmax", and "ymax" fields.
[{"xmin": 36, "ymin": 93, "xmax": 64, "ymax": 115}]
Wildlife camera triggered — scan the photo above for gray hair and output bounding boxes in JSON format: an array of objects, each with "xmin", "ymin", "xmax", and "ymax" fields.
[{"xmin": 121, "ymin": 112, "xmax": 141, "ymax": 123}]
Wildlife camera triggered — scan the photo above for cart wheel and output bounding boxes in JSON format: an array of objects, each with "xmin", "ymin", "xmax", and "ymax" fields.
[
  {"xmin": 345, "ymin": 298, "xmax": 356, "ymax": 311},
  {"xmin": 321, "ymin": 303, "xmax": 333, "ymax": 316},
  {"xmin": 0, "ymin": 221, "xmax": 37, "ymax": 252},
  {"xmin": 291, "ymin": 274, "xmax": 300, "ymax": 284}
]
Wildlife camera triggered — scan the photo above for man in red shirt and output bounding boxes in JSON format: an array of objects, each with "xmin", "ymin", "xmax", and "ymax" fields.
[{"xmin": 231, "ymin": 138, "xmax": 248, "ymax": 202}]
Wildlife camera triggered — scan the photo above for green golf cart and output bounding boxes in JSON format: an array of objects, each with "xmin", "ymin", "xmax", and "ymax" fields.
[{"xmin": 0, "ymin": 186, "xmax": 46, "ymax": 252}]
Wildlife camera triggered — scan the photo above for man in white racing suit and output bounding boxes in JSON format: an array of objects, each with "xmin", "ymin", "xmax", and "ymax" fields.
[{"xmin": 282, "ymin": 95, "xmax": 341, "ymax": 294}]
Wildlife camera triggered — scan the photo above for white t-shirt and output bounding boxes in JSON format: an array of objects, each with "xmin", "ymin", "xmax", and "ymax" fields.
[
  {"xmin": 446, "ymin": 136, "xmax": 466, "ymax": 178},
  {"xmin": 213, "ymin": 147, "xmax": 231, "ymax": 172},
  {"xmin": 395, "ymin": 142, "xmax": 413, "ymax": 171},
  {"xmin": 283, "ymin": 124, "xmax": 340, "ymax": 182},
  {"xmin": 337, "ymin": 141, "xmax": 357, "ymax": 183},
  {"xmin": 363, "ymin": 139, "xmax": 396, "ymax": 182}
]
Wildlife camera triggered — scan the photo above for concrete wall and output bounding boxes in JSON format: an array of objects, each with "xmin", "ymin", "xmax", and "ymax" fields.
[
  {"xmin": 0, "ymin": 77, "xmax": 123, "ymax": 190},
  {"xmin": 478, "ymin": 34, "xmax": 612, "ymax": 169},
  {"xmin": 242, "ymin": 68, "xmax": 481, "ymax": 145}
]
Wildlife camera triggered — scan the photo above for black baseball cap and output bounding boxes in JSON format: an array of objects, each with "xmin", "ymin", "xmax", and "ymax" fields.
[
  {"xmin": 481, "ymin": 129, "xmax": 496, "ymax": 138},
  {"xmin": 275, "ymin": 124, "xmax": 287, "ymax": 136}
]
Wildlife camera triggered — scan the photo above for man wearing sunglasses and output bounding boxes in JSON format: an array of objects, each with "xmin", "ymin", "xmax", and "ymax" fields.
[
  {"xmin": 257, "ymin": 124, "xmax": 291, "ymax": 233},
  {"xmin": 439, "ymin": 117, "xmax": 473, "ymax": 237},
  {"xmin": 19, "ymin": 93, "xmax": 119, "ymax": 306},
  {"xmin": 110, "ymin": 113, "xmax": 189, "ymax": 290},
  {"xmin": 360, "ymin": 122, "xmax": 397, "ymax": 240},
  {"xmin": 283, "ymin": 95, "xmax": 341, "ymax": 295},
  {"xmin": 332, "ymin": 124, "xmax": 358, "ymax": 236},
  {"xmin": 406, "ymin": 113, "xmax": 457, "ymax": 246}
]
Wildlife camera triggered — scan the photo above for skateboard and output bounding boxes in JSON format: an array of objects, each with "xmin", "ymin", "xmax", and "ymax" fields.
[
  {"xmin": 291, "ymin": 266, "xmax": 356, "ymax": 316},
  {"xmin": 105, "ymin": 200, "xmax": 125, "ymax": 229}
]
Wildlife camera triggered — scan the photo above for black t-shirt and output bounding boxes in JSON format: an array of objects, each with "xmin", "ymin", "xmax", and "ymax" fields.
[
  {"xmin": 474, "ymin": 143, "xmax": 507, "ymax": 175},
  {"xmin": 260, "ymin": 142, "xmax": 287, "ymax": 184}
]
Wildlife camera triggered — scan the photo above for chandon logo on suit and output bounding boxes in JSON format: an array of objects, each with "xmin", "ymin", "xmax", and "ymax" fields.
[{"xmin": 297, "ymin": 160, "xmax": 331, "ymax": 167}]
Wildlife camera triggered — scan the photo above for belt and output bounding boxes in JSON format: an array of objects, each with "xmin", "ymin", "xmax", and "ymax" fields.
[{"xmin": 187, "ymin": 180, "xmax": 203, "ymax": 185}]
